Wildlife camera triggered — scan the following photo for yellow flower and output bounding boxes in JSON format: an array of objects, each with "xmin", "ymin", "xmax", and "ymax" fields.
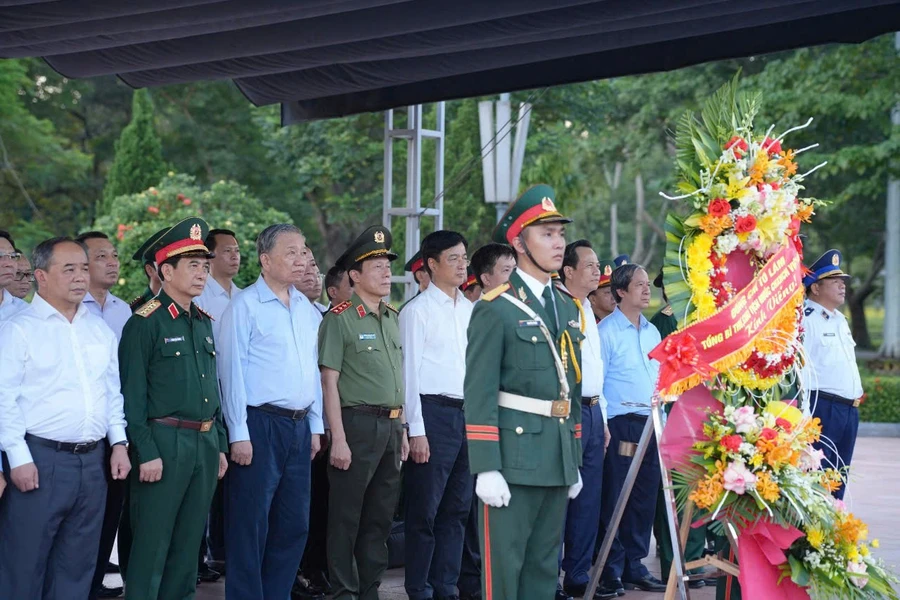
[
  {"xmin": 749, "ymin": 453, "xmax": 764, "ymax": 468},
  {"xmin": 848, "ymin": 547, "xmax": 861, "ymax": 562},
  {"xmin": 807, "ymin": 527, "xmax": 825, "ymax": 549},
  {"xmin": 755, "ymin": 471, "xmax": 780, "ymax": 502},
  {"xmin": 726, "ymin": 173, "xmax": 752, "ymax": 201},
  {"xmin": 748, "ymin": 152, "xmax": 770, "ymax": 186},
  {"xmin": 872, "ymin": 539, "xmax": 880, "ymax": 549},
  {"xmin": 860, "ymin": 544, "xmax": 870, "ymax": 557},
  {"xmin": 764, "ymin": 401, "xmax": 803, "ymax": 427}
]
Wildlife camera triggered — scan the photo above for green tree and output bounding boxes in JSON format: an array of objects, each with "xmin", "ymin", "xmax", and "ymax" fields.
[
  {"xmin": 94, "ymin": 173, "xmax": 291, "ymax": 301},
  {"xmin": 102, "ymin": 89, "xmax": 166, "ymax": 213}
]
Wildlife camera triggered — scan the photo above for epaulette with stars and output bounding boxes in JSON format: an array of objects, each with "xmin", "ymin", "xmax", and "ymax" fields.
[
  {"xmin": 661, "ymin": 305, "xmax": 674, "ymax": 317},
  {"xmin": 129, "ymin": 295, "xmax": 146, "ymax": 311},
  {"xmin": 386, "ymin": 302, "xmax": 399, "ymax": 314},
  {"xmin": 481, "ymin": 283, "xmax": 510, "ymax": 302},
  {"xmin": 195, "ymin": 304, "xmax": 214, "ymax": 320},
  {"xmin": 135, "ymin": 298, "xmax": 161, "ymax": 318},
  {"xmin": 330, "ymin": 300, "xmax": 352, "ymax": 315}
]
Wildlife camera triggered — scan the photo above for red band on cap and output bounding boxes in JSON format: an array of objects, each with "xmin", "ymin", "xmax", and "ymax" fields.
[
  {"xmin": 154, "ymin": 239, "xmax": 208, "ymax": 266},
  {"xmin": 410, "ymin": 258, "xmax": 424, "ymax": 273},
  {"xmin": 506, "ymin": 204, "xmax": 557, "ymax": 243}
]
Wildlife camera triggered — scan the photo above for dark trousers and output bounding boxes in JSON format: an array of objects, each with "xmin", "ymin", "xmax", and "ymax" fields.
[
  {"xmin": 200, "ymin": 478, "xmax": 226, "ymax": 566},
  {"xmin": 479, "ymin": 485, "xmax": 569, "ymax": 599},
  {"xmin": 811, "ymin": 393, "xmax": 859, "ymax": 500},
  {"xmin": 403, "ymin": 397, "xmax": 473, "ymax": 600},
  {"xmin": 561, "ymin": 403, "xmax": 605, "ymax": 589},
  {"xmin": 225, "ymin": 406, "xmax": 312, "ymax": 600},
  {"xmin": 301, "ymin": 452, "xmax": 330, "ymax": 576},
  {"xmin": 458, "ymin": 487, "xmax": 481, "ymax": 596},
  {"xmin": 327, "ymin": 410, "xmax": 403, "ymax": 600},
  {"xmin": 0, "ymin": 439, "xmax": 106, "ymax": 600},
  {"xmin": 599, "ymin": 414, "xmax": 660, "ymax": 582},
  {"xmin": 90, "ymin": 442, "xmax": 128, "ymax": 597}
]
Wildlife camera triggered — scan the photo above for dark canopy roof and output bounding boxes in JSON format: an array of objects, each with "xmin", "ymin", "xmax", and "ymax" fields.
[{"xmin": 2, "ymin": 0, "xmax": 898, "ymax": 124}]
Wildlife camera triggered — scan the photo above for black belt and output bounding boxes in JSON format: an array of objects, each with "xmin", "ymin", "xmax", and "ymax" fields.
[
  {"xmin": 812, "ymin": 390, "xmax": 860, "ymax": 408},
  {"xmin": 343, "ymin": 405, "xmax": 403, "ymax": 419},
  {"xmin": 250, "ymin": 403, "xmax": 310, "ymax": 420},
  {"xmin": 25, "ymin": 433, "xmax": 101, "ymax": 454},
  {"xmin": 422, "ymin": 394, "xmax": 464, "ymax": 410},
  {"xmin": 618, "ymin": 413, "xmax": 649, "ymax": 423},
  {"xmin": 582, "ymin": 396, "xmax": 600, "ymax": 407}
]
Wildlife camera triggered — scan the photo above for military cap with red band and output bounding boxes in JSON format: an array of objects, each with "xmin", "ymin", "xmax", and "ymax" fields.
[
  {"xmin": 597, "ymin": 260, "xmax": 615, "ymax": 288},
  {"xmin": 492, "ymin": 184, "xmax": 572, "ymax": 245},
  {"xmin": 404, "ymin": 250, "xmax": 425, "ymax": 274},
  {"xmin": 461, "ymin": 269, "xmax": 478, "ymax": 292},
  {"xmin": 153, "ymin": 217, "xmax": 214, "ymax": 266}
]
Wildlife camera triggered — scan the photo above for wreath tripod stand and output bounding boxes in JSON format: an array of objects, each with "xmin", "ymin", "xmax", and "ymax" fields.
[{"xmin": 584, "ymin": 399, "xmax": 740, "ymax": 600}]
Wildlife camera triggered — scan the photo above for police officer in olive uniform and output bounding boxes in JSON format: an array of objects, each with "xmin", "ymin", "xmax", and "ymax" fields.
[
  {"xmin": 118, "ymin": 217, "xmax": 228, "ymax": 600},
  {"xmin": 465, "ymin": 185, "xmax": 584, "ymax": 600},
  {"xmin": 318, "ymin": 225, "xmax": 409, "ymax": 600},
  {"xmin": 128, "ymin": 228, "xmax": 167, "ymax": 312}
]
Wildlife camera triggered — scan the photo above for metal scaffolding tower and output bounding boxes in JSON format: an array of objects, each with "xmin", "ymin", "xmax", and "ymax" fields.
[{"xmin": 383, "ymin": 104, "xmax": 445, "ymax": 300}]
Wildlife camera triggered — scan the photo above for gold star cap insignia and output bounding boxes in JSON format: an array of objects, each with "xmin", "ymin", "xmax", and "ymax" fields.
[
  {"xmin": 374, "ymin": 230, "xmax": 385, "ymax": 243},
  {"xmin": 189, "ymin": 224, "xmax": 202, "ymax": 241}
]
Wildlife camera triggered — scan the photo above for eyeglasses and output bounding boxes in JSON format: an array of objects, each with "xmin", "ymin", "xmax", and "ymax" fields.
[
  {"xmin": 445, "ymin": 254, "xmax": 470, "ymax": 267},
  {"xmin": 0, "ymin": 252, "xmax": 22, "ymax": 263},
  {"xmin": 14, "ymin": 271, "xmax": 34, "ymax": 282}
]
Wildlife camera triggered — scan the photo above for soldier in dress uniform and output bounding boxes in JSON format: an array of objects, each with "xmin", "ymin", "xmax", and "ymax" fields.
[
  {"xmin": 587, "ymin": 260, "xmax": 616, "ymax": 324},
  {"xmin": 801, "ymin": 249, "xmax": 863, "ymax": 499},
  {"xmin": 118, "ymin": 217, "xmax": 229, "ymax": 600},
  {"xmin": 465, "ymin": 184, "xmax": 584, "ymax": 600},
  {"xmin": 128, "ymin": 228, "xmax": 168, "ymax": 311},
  {"xmin": 317, "ymin": 225, "xmax": 409, "ymax": 600}
]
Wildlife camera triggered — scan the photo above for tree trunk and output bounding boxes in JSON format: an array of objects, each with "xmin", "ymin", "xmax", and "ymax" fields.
[
  {"xmin": 632, "ymin": 172, "xmax": 645, "ymax": 263},
  {"xmin": 847, "ymin": 240, "xmax": 885, "ymax": 349}
]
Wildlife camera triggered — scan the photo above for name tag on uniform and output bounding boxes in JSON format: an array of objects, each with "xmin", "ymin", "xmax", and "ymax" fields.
[
  {"xmin": 358, "ymin": 333, "xmax": 376, "ymax": 340},
  {"xmin": 823, "ymin": 333, "xmax": 836, "ymax": 337},
  {"xmin": 164, "ymin": 336, "xmax": 185, "ymax": 344},
  {"xmin": 518, "ymin": 319, "xmax": 541, "ymax": 327}
]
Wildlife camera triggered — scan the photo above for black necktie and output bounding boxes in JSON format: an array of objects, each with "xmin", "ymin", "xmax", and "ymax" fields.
[{"xmin": 541, "ymin": 285, "xmax": 559, "ymax": 335}]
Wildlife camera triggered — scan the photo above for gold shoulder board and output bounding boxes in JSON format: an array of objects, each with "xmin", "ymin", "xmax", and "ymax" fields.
[
  {"xmin": 135, "ymin": 299, "xmax": 161, "ymax": 318},
  {"xmin": 481, "ymin": 283, "xmax": 510, "ymax": 302}
]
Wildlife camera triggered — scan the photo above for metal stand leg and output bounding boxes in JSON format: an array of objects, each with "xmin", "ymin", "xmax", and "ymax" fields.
[
  {"xmin": 654, "ymin": 403, "xmax": 690, "ymax": 600},
  {"xmin": 584, "ymin": 404, "xmax": 690, "ymax": 600}
]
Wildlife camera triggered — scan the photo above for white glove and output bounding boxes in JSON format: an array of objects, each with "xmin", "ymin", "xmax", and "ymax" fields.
[
  {"xmin": 476, "ymin": 470, "xmax": 512, "ymax": 508},
  {"xmin": 568, "ymin": 471, "xmax": 583, "ymax": 499}
]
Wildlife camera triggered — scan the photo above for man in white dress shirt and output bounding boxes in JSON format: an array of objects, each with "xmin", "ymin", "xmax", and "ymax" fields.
[
  {"xmin": 219, "ymin": 224, "xmax": 325, "ymax": 599},
  {"xmin": 401, "ymin": 230, "xmax": 475, "ymax": 600},
  {"xmin": 76, "ymin": 231, "xmax": 137, "ymax": 598},
  {"xmin": 0, "ymin": 231, "xmax": 28, "ymax": 321},
  {"xmin": 77, "ymin": 231, "xmax": 133, "ymax": 340},
  {"xmin": 297, "ymin": 247, "xmax": 328, "ymax": 314},
  {"xmin": 194, "ymin": 227, "xmax": 242, "ymax": 576},
  {"xmin": 557, "ymin": 240, "xmax": 613, "ymax": 599},
  {"xmin": 9, "ymin": 251, "xmax": 33, "ymax": 300},
  {"xmin": 0, "ymin": 237, "xmax": 131, "ymax": 599},
  {"xmin": 801, "ymin": 249, "xmax": 864, "ymax": 500}
]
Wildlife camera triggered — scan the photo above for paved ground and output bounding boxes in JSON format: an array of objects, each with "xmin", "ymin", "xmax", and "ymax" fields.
[{"xmin": 106, "ymin": 437, "xmax": 900, "ymax": 599}]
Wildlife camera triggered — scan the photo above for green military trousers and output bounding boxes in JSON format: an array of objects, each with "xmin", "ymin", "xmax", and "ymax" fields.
[
  {"xmin": 327, "ymin": 410, "xmax": 403, "ymax": 600},
  {"xmin": 478, "ymin": 483, "xmax": 568, "ymax": 600},
  {"xmin": 125, "ymin": 423, "xmax": 219, "ymax": 600},
  {"xmin": 653, "ymin": 485, "xmax": 709, "ymax": 581}
]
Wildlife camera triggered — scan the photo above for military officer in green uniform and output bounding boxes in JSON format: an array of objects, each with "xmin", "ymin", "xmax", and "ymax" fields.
[
  {"xmin": 318, "ymin": 225, "xmax": 409, "ymax": 600},
  {"xmin": 127, "ymin": 227, "xmax": 167, "ymax": 311},
  {"xmin": 465, "ymin": 185, "xmax": 585, "ymax": 600},
  {"xmin": 118, "ymin": 217, "xmax": 228, "ymax": 600}
]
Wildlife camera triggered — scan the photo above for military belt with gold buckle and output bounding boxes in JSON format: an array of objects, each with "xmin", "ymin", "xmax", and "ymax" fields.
[
  {"xmin": 497, "ymin": 391, "xmax": 571, "ymax": 419},
  {"xmin": 152, "ymin": 416, "xmax": 215, "ymax": 432},
  {"xmin": 344, "ymin": 405, "xmax": 403, "ymax": 419}
]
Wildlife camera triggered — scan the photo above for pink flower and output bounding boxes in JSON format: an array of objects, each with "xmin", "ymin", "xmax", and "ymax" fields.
[
  {"xmin": 799, "ymin": 446, "xmax": 825, "ymax": 472},
  {"xmin": 147, "ymin": 206, "xmax": 160, "ymax": 214},
  {"xmin": 831, "ymin": 497, "xmax": 847, "ymax": 513},
  {"xmin": 723, "ymin": 461, "xmax": 757, "ymax": 495},
  {"xmin": 847, "ymin": 561, "xmax": 868, "ymax": 588},
  {"xmin": 729, "ymin": 406, "xmax": 757, "ymax": 434},
  {"xmin": 183, "ymin": 198, "xmax": 192, "ymax": 206}
]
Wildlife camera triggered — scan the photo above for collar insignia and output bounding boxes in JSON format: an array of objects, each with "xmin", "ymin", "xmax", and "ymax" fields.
[
  {"xmin": 518, "ymin": 287, "xmax": 528, "ymax": 302},
  {"xmin": 167, "ymin": 303, "xmax": 180, "ymax": 319},
  {"xmin": 356, "ymin": 304, "xmax": 367, "ymax": 319}
]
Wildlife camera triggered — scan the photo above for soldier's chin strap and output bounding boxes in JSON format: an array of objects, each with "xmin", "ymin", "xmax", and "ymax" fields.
[{"xmin": 518, "ymin": 234, "xmax": 555, "ymax": 274}]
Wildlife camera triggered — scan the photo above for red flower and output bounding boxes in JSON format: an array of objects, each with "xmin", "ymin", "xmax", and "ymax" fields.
[
  {"xmin": 775, "ymin": 417, "xmax": 793, "ymax": 431},
  {"xmin": 725, "ymin": 136, "xmax": 748, "ymax": 158},
  {"xmin": 762, "ymin": 137, "xmax": 782, "ymax": 156},
  {"xmin": 176, "ymin": 193, "xmax": 185, "ymax": 201},
  {"xmin": 720, "ymin": 434, "xmax": 743, "ymax": 452},
  {"xmin": 708, "ymin": 198, "xmax": 731, "ymax": 218},
  {"xmin": 760, "ymin": 428, "xmax": 777, "ymax": 441},
  {"xmin": 147, "ymin": 206, "xmax": 160, "ymax": 214},
  {"xmin": 116, "ymin": 231, "xmax": 125, "ymax": 241},
  {"xmin": 735, "ymin": 215, "xmax": 757, "ymax": 234}
]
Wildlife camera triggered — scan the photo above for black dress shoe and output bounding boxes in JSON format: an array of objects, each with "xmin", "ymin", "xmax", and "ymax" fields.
[
  {"xmin": 459, "ymin": 592, "xmax": 481, "ymax": 600},
  {"xmin": 598, "ymin": 580, "xmax": 621, "ymax": 597},
  {"xmin": 307, "ymin": 569, "xmax": 332, "ymax": 594},
  {"xmin": 197, "ymin": 563, "xmax": 221, "ymax": 583},
  {"xmin": 94, "ymin": 584, "xmax": 124, "ymax": 598},
  {"xmin": 688, "ymin": 578, "xmax": 706, "ymax": 589},
  {"xmin": 555, "ymin": 589, "xmax": 573, "ymax": 600},
  {"xmin": 105, "ymin": 561, "xmax": 120, "ymax": 574},
  {"xmin": 563, "ymin": 583, "xmax": 586, "ymax": 597},
  {"xmin": 623, "ymin": 574, "xmax": 667, "ymax": 592},
  {"xmin": 593, "ymin": 587, "xmax": 618, "ymax": 600},
  {"xmin": 206, "ymin": 559, "xmax": 226, "ymax": 575},
  {"xmin": 292, "ymin": 575, "xmax": 326, "ymax": 600}
]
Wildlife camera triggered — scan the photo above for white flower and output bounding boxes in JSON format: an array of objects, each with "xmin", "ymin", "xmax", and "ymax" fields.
[
  {"xmin": 799, "ymin": 446, "xmax": 825, "ymax": 472},
  {"xmin": 847, "ymin": 561, "xmax": 868, "ymax": 588},
  {"xmin": 716, "ymin": 234, "xmax": 740, "ymax": 255},
  {"xmin": 805, "ymin": 551, "xmax": 822, "ymax": 569},
  {"xmin": 728, "ymin": 406, "xmax": 757, "ymax": 433}
]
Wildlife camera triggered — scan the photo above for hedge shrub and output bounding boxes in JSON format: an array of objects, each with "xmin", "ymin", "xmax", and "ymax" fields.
[{"xmin": 859, "ymin": 376, "xmax": 900, "ymax": 423}]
